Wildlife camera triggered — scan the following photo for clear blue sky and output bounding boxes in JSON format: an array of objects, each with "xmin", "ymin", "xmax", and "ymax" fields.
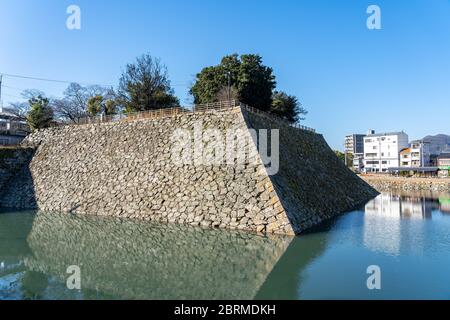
[{"xmin": 1, "ymin": 0, "xmax": 449, "ymax": 150}]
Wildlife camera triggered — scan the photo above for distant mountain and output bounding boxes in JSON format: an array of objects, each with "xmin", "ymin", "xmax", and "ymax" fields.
[{"xmin": 422, "ymin": 134, "xmax": 450, "ymax": 154}]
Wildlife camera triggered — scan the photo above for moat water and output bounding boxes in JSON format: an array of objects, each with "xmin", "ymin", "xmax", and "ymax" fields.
[{"xmin": 1, "ymin": 191, "xmax": 450, "ymax": 300}]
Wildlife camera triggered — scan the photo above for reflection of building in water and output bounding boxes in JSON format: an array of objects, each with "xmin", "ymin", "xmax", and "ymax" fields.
[
  {"xmin": 363, "ymin": 194, "xmax": 402, "ymax": 255},
  {"xmin": 365, "ymin": 193, "xmax": 433, "ymax": 220},
  {"xmin": 439, "ymin": 196, "xmax": 450, "ymax": 213},
  {"xmin": 363, "ymin": 193, "xmax": 438, "ymax": 256}
]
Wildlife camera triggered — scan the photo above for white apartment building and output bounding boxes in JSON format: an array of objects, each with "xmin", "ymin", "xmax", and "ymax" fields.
[
  {"xmin": 363, "ymin": 131, "xmax": 409, "ymax": 173},
  {"xmin": 400, "ymin": 140, "xmax": 432, "ymax": 168},
  {"xmin": 0, "ymin": 108, "xmax": 30, "ymax": 146}
]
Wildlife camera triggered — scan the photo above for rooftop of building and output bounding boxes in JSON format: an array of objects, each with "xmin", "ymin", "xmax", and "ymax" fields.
[
  {"xmin": 0, "ymin": 107, "xmax": 19, "ymax": 119},
  {"xmin": 346, "ymin": 133, "xmax": 366, "ymax": 137},
  {"xmin": 366, "ymin": 131, "xmax": 407, "ymax": 138},
  {"xmin": 437, "ymin": 153, "xmax": 450, "ymax": 159},
  {"xmin": 400, "ymin": 148, "xmax": 412, "ymax": 153}
]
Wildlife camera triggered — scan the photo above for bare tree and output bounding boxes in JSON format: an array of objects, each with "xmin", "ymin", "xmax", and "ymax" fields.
[
  {"xmin": 8, "ymin": 102, "xmax": 29, "ymax": 121},
  {"xmin": 8, "ymin": 89, "xmax": 46, "ymax": 121},
  {"xmin": 52, "ymin": 83, "xmax": 114, "ymax": 123}
]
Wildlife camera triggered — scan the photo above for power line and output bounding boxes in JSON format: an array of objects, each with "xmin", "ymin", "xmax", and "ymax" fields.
[
  {"xmin": 1, "ymin": 72, "xmax": 114, "ymax": 87},
  {"xmin": 2, "ymin": 72, "xmax": 191, "ymax": 87}
]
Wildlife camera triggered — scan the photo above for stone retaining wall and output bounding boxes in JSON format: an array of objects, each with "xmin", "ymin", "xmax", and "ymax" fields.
[
  {"xmin": 361, "ymin": 175, "xmax": 450, "ymax": 193},
  {"xmin": 242, "ymin": 110, "xmax": 379, "ymax": 232},
  {"xmin": 0, "ymin": 147, "xmax": 36, "ymax": 209},
  {"xmin": 0, "ymin": 148, "xmax": 32, "ymax": 189},
  {"xmin": 1, "ymin": 107, "xmax": 378, "ymax": 235}
]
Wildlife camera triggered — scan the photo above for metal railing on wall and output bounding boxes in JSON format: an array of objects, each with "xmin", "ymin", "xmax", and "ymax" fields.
[
  {"xmin": 238, "ymin": 103, "xmax": 316, "ymax": 133},
  {"xmin": 50, "ymin": 100, "xmax": 316, "ymax": 133}
]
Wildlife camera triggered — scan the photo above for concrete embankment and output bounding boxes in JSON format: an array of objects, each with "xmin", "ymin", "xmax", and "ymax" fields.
[
  {"xmin": 0, "ymin": 107, "xmax": 378, "ymax": 235},
  {"xmin": 361, "ymin": 175, "xmax": 450, "ymax": 193}
]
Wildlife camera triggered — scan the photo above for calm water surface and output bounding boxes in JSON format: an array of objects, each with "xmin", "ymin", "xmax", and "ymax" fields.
[{"xmin": 1, "ymin": 191, "xmax": 449, "ymax": 300}]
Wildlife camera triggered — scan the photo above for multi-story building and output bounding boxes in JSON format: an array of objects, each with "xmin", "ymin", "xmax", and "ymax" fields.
[
  {"xmin": 345, "ymin": 134, "xmax": 365, "ymax": 155},
  {"xmin": 0, "ymin": 108, "xmax": 30, "ymax": 146},
  {"xmin": 399, "ymin": 138, "xmax": 448, "ymax": 168},
  {"xmin": 399, "ymin": 147, "xmax": 412, "ymax": 167},
  {"xmin": 437, "ymin": 153, "xmax": 450, "ymax": 177},
  {"xmin": 344, "ymin": 134, "xmax": 365, "ymax": 171},
  {"xmin": 363, "ymin": 131, "xmax": 409, "ymax": 173}
]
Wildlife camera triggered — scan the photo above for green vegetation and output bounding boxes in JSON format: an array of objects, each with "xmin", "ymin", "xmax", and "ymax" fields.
[
  {"xmin": 87, "ymin": 95, "xmax": 104, "ymax": 116},
  {"xmin": 190, "ymin": 54, "xmax": 275, "ymax": 111},
  {"xmin": 26, "ymin": 95, "xmax": 54, "ymax": 131},
  {"xmin": 190, "ymin": 53, "xmax": 307, "ymax": 123},
  {"xmin": 271, "ymin": 91, "xmax": 307, "ymax": 123},
  {"xmin": 9, "ymin": 52, "xmax": 307, "ymax": 125},
  {"xmin": 334, "ymin": 150, "xmax": 345, "ymax": 162},
  {"xmin": 117, "ymin": 54, "xmax": 179, "ymax": 113}
]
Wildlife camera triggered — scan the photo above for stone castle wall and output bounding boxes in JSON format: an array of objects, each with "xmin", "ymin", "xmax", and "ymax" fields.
[
  {"xmin": 242, "ymin": 110, "xmax": 378, "ymax": 233},
  {"xmin": 361, "ymin": 175, "xmax": 450, "ymax": 193},
  {"xmin": 1, "ymin": 107, "xmax": 378, "ymax": 235},
  {"xmin": 0, "ymin": 148, "xmax": 33, "ymax": 189},
  {"xmin": 0, "ymin": 147, "xmax": 36, "ymax": 209}
]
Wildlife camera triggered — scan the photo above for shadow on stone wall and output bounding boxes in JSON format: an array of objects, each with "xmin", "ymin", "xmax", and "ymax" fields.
[
  {"xmin": 242, "ymin": 110, "xmax": 379, "ymax": 233},
  {"xmin": 0, "ymin": 147, "xmax": 37, "ymax": 209},
  {"xmin": 25, "ymin": 211, "xmax": 293, "ymax": 299}
]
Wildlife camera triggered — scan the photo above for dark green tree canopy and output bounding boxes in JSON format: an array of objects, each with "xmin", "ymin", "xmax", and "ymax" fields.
[
  {"xmin": 190, "ymin": 53, "xmax": 307, "ymax": 122},
  {"xmin": 118, "ymin": 54, "xmax": 179, "ymax": 112},
  {"xmin": 271, "ymin": 91, "xmax": 308, "ymax": 124},
  {"xmin": 26, "ymin": 95, "xmax": 54, "ymax": 131},
  {"xmin": 87, "ymin": 95, "xmax": 104, "ymax": 116},
  {"xmin": 190, "ymin": 54, "xmax": 276, "ymax": 111}
]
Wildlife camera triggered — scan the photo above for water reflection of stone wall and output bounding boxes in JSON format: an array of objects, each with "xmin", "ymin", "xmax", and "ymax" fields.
[{"xmin": 25, "ymin": 211, "xmax": 292, "ymax": 300}]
